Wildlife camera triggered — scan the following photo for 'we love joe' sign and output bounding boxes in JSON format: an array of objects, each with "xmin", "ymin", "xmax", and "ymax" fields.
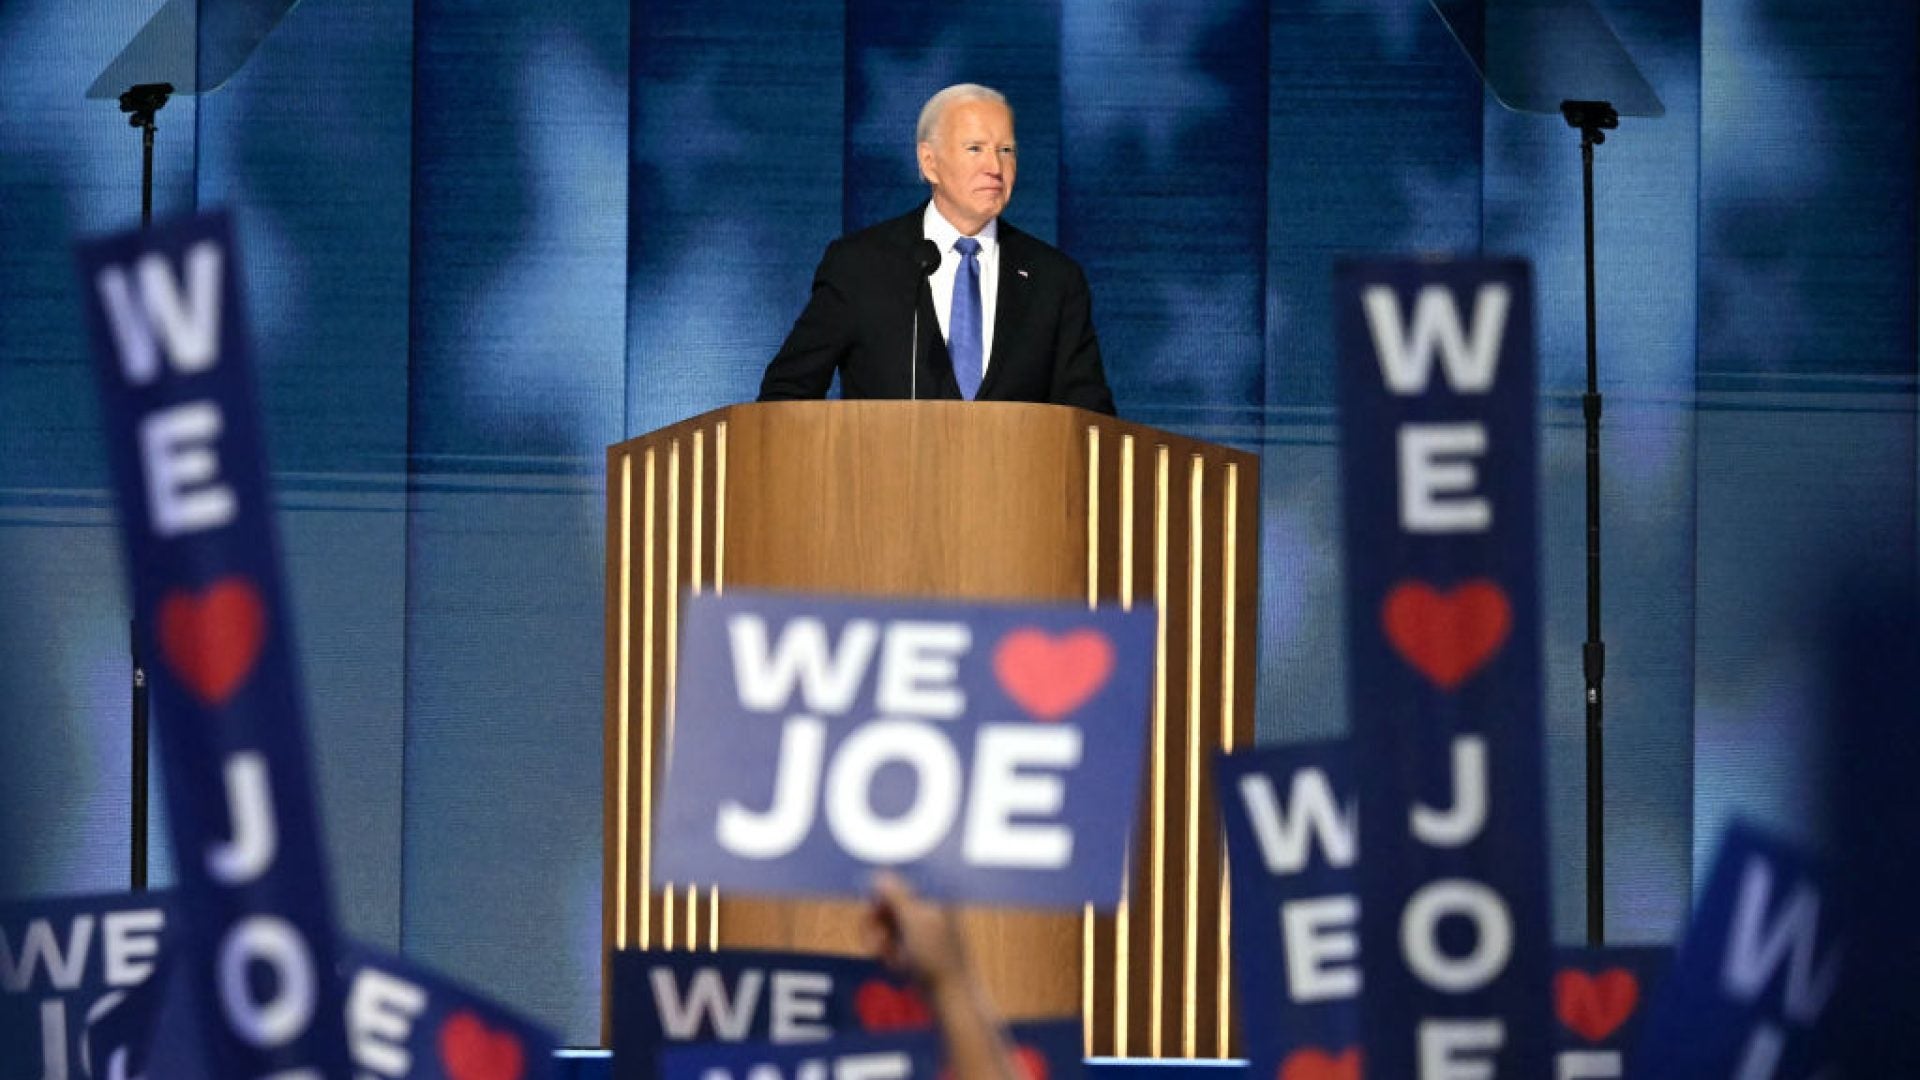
[
  {"xmin": 77, "ymin": 213, "xmax": 351, "ymax": 1078},
  {"xmin": 1335, "ymin": 259, "xmax": 1553, "ymax": 1077},
  {"xmin": 654, "ymin": 591, "xmax": 1155, "ymax": 908}
]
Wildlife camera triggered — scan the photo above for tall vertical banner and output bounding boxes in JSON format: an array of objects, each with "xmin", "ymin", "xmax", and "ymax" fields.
[
  {"xmin": 1213, "ymin": 743, "xmax": 1360, "ymax": 1080},
  {"xmin": 76, "ymin": 213, "xmax": 351, "ymax": 1078},
  {"xmin": 1335, "ymin": 259, "xmax": 1552, "ymax": 1077}
]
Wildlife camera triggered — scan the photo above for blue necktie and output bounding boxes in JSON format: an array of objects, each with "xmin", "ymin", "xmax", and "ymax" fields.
[{"xmin": 950, "ymin": 237, "xmax": 983, "ymax": 400}]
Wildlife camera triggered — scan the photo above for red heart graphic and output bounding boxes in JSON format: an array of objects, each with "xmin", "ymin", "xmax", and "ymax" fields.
[
  {"xmin": 1277, "ymin": 1046, "xmax": 1361, "ymax": 1080},
  {"xmin": 157, "ymin": 579, "xmax": 267, "ymax": 706},
  {"xmin": 1381, "ymin": 579, "xmax": 1511, "ymax": 691},
  {"xmin": 993, "ymin": 629, "xmax": 1114, "ymax": 720},
  {"xmin": 1554, "ymin": 967, "xmax": 1640, "ymax": 1043},
  {"xmin": 853, "ymin": 979, "xmax": 933, "ymax": 1031},
  {"xmin": 438, "ymin": 1010, "xmax": 526, "ymax": 1080}
]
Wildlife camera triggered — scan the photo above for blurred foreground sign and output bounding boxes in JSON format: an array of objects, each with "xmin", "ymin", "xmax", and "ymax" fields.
[
  {"xmin": 1335, "ymin": 258, "xmax": 1552, "ymax": 1077},
  {"xmin": 78, "ymin": 212, "xmax": 351, "ymax": 1078},
  {"xmin": 655, "ymin": 591, "xmax": 1154, "ymax": 908},
  {"xmin": 1632, "ymin": 826, "xmax": 1840, "ymax": 1079}
]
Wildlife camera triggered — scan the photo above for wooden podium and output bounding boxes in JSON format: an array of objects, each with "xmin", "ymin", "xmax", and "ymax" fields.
[{"xmin": 603, "ymin": 402, "xmax": 1256, "ymax": 1058}]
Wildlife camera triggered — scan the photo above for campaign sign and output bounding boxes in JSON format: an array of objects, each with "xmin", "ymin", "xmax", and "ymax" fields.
[
  {"xmin": 1631, "ymin": 826, "xmax": 1841, "ymax": 1079},
  {"xmin": 76, "ymin": 213, "xmax": 350, "ymax": 1077},
  {"xmin": 0, "ymin": 891, "xmax": 171, "ymax": 1080},
  {"xmin": 654, "ymin": 591, "xmax": 1155, "ymax": 907},
  {"xmin": 1212, "ymin": 743, "xmax": 1360, "ymax": 1080},
  {"xmin": 142, "ymin": 940, "xmax": 559, "ymax": 1079},
  {"xmin": 1550, "ymin": 947, "xmax": 1667, "ymax": 1080},
  {"xmin": 1335, "ymin": 258, "xmax": 1552, "ymax": 1077},
  {"xmin": 1826, "ymin": 582, "xmax": 1920, "ymax": 1074},
  {"xmin": 340, "ymin": 942, "xmax": 558, "ymax": 1080},
  {"xmin": 610, "ymin": 949, "xmax": 927, "ymax": 1080},
  {"xmin": 658, "ymin": 1018, "xmax": 1083, "ymax": 1080}
]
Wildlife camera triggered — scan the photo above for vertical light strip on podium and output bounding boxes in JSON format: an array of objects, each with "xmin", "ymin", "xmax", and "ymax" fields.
[
  {"xmin": 615, "ymin": 453, "xmax": 633, "ymax": 951},
  {"xmin": 640, "ymin": 447, "xmax": 658, "ymax": 949},
  {"xmin": 710, "ymin": 422, "xmax": 727, "ymax": 951},
  {"xmin": 663, "ymin": 437, "xmax": 681, "ymax": 950},
  {"xmin": 1218, "ymin": 462, "xmax": 1240, "ymax": 1056},
  {"xmin": 1084, "ymin": 425, "xmax": 1101, "ymax": 1055},
  {"xmin": 1184, "ymin": 456, "xmax": 1204, "ymax": 1058}
]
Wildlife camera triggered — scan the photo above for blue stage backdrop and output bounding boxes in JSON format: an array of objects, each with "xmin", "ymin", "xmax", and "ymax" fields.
[{"xmin": 0, "ymin": 0, "xmax": 1914, "ymax": 1045}]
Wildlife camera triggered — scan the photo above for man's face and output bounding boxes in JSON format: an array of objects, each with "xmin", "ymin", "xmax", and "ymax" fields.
[{"xmin": 918, "ymin": 99, "xmax": 1017, "ymax": 236}]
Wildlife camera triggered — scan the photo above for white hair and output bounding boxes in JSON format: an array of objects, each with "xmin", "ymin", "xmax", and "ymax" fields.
[{"xmin": 914, "ymin": 83, "xmax": 1011, "ymax": 145}]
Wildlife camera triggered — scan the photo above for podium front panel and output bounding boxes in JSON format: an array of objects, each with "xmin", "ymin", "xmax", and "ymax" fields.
[{"xmin": 604, "ymin": 403, "xmax": 1256, "ymax": 1055}]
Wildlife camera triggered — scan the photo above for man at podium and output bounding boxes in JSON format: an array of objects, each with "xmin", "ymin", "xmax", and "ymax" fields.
[{"xmin": 758, "ymin": 83, "xmax": 1117, "ymax": 415}]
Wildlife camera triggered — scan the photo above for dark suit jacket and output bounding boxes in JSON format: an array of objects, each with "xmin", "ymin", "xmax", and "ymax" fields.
[{"xmin": 758, "ymin": 206, "xmax": 1117, "ymax": 415}]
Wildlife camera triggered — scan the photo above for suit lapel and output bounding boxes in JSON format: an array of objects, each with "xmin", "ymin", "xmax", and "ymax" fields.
[{"xmin": 978, "ymin": 223, "xmax": 1031, "ymax": 401}]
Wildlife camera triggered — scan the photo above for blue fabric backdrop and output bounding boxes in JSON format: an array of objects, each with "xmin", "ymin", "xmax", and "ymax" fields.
[{"xmin": 0, "ymin": 0, "xmax": 1913, "ymax": 1044}]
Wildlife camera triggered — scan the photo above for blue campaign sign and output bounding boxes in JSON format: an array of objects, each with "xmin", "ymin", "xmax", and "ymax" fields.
[
  {"xmin": 340, "ymin": 942, "xmax": 559, "ymax": 1080},
  {"xmin": 75, "ymin": 212, "xmax": 350, "ymax": 1077},
  {"xmin": 1632, "ymin": 826, "xmax": 1840, "ymax": 1080},
  {"xmin": 1212, "ymin": 743, "xmax": 1360, "ymax": 1080},
  {"xmin": 142, "ymin": 939, "xmax": 560, "ymax": 1079},
  {"xmin": 1826, "ymin": 581, "xmax": 1920, "ymax": 1074},
  {"xmin": 658, "ymin": 1018, "xmax": 1084, "ymax": 1080},
  {"xmin": 1334, "ymin": 258, "xmax": 1552, "ymax": 1078},
  {"xmin": 610, "ymin": 949, "xmax": 926, "ymax": 1080},
  {"xmin": 0, "ymin": 891, "xmax": 172, "ymax": 1080},
  {"xmin": 654, "ymin": 591, "xmax": 1156, "ymax": 908},
  {"xmin": 1551, "ymin": 946, "xmax": 1668, "ymax": 1080}
]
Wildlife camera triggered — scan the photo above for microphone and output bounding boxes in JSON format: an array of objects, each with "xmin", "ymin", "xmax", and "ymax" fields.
[{"xmin": 909, "ymin": 239, "xmax": 941, "ymax": 400}]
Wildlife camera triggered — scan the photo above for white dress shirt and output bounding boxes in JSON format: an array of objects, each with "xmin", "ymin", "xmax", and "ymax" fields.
[{"xmin": 923, "ymin": 203, "xmax": 1000, "ymax": 378}]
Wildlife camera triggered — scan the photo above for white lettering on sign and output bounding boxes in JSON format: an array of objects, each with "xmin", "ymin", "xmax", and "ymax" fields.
[
  {"xmin": 875, "ymin": 623, "xmax": 969, "ymax": 718},
  {"xmin": 348, "ymin": 967, "xmax": 428, "ymax": 1077},
  {"xmin": 1418, "ymin": 1019, "xmax": 1504, "ymax": 1080},
  {"xmin": 698, "ymin": 1052, "xmax": 912, "ymax": 1080},
  {"xmin": 718, "ymin": 718, "xmax": 827, "ymax": 860},
  {"xmin": 1398, "ymin": 424, "xmax": 1490, "ymax": 534},
  {"xmin": 1239, "ymin": 769, "xmax": 1357, "ymax": 874},
  {"xmin": 1721, "ymin": 856, "xmax": 1841, "ymax": 1024},
  {"xmin": 208, "ymin": 751, "xmax": 280, "ymax": 884},
  {"xmin": 715, "ymin": 718, "xmax": 1079, "ymax": 869},
  {"xmin": 218, "ymin": 915, "xmax": 316, "ymax": 1050},
  {"xmin": 96, "ymin": 242, "xmax": 224, "ymax": 386},
  {"xmin": 962, "ymin": 725, "xmax": 1080, "ymax": 868},
  {"xmin": 836, "ymin": 1052, "xmax": 913, "ymax": 1080},
  {"xmin": 1401, "ymin": 879, "xmax": 1512, "ymax": 994},
  {"xmin": 1282, "ymin": 895, "xmax": 1361, "ymax": 1002},
  {"xmin": 825, "ymin": 720, "xmax": 962, "ymax": 864},
  {"xmin": 1557, "ymin": 1050, "xmax": 1622, "ymax": 1079},
  {"xmin": 729, "ymin": 618, "xmax": 878, "ymax": 715},
  {"xmin": 0, "ymin": 917, "xmax": 93, "ymax": 993},
  {"xmin": 728, "ymin": 616, "xmax": 976, "ymax": 720},
  {"xmin": 40, "ymin": 998, "xmax": 70, "ymax": 1080},
  {"xmin": 1410, "ymin": 736, "xmax": 1489, "ymax": 848},
  {"xmin": 1731, "ymin": 1025, "xmax": 1785, "ymax": 1080},
  {"xmin": 138, "ymin": 401, "xmax": 237, "ymax": 538},
  {"xmin": 648, "ymin": 967, "xmax": 833, "ymax": 1043},
  {"xmin": 100, "ymin": 909, "xmax": 164, "ymax": 987},
  {"xmin": 2, "ymin": 908, "xmax": 167, "ymax": 1079},
  {"xmin": 1364, "ymin": 284, "xmax": 1509, "ymax": 396},
  {"xmin": 768, "ymin": 972, "xmax": 832, "ymax": 1042},
  {"xmin": 653, "ymin": 968, "xmax": 763, "ymax": 1040}
]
